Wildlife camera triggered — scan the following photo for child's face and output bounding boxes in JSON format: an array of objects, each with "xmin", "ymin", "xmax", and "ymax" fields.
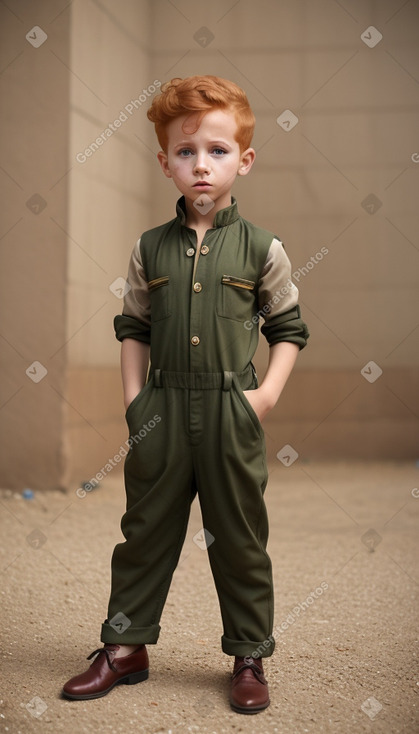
[{"xmin": 157, "ymin": 108, "xmax": 255, "ymax": 210}]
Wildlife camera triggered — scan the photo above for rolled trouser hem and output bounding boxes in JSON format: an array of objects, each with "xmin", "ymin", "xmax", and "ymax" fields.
[
  {"xmin": 100, "ymin": 621, "xmax": 161, "ymax": 645},
  {"xmin": 221, "ymin": 634, "xmax": 275, "ymax": 658}
]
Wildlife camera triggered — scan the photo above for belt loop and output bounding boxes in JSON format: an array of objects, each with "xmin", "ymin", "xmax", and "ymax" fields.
[
  {"xmin": 154, "ymin": 368, "xmax": 162, "ymax": 388},
  {"xmin": 223, "ymin": 371, "xmax": 233, "ymax": 391}
]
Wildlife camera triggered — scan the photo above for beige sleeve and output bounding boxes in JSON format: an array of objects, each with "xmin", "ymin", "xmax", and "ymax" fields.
[
  {"xmin": 257, "ymin": 237, "xmax": 299, "ymax": 318},
  {"xmin": 122, "ymin": 237, "xmax": 151, "ymax": 327}
]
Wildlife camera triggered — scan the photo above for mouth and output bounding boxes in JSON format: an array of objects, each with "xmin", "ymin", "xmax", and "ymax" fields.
[{"xmin": 193, "ymin": 181, "xmax": 212, "ymax": 188}]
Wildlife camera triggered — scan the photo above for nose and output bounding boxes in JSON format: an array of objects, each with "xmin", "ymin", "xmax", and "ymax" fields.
[{"xmin": 193, "ymin": 152, "xmax": 210, "ymax": 174}]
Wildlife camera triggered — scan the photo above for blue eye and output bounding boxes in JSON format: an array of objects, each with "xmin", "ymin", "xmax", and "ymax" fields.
[
  {"xmin": 178, "ymin": 149, "xmax": 192, "ymax": 156},
  {"xmin": 213, "ymin": 148, "xmax": 226, "ymax": 155}
]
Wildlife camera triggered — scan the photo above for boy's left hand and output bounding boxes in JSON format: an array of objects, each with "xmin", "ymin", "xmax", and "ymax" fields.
[
  {"xmin": 243, "ymin": 388, "xmax": 274, "ymax": 423},
  {"xmin": 242, "ymin": 342, "xmax": 299, "ymax": 423}
]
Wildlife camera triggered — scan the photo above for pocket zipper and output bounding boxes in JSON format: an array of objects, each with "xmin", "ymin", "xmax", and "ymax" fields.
[
  {"xmin": 221, "ymin": 275, "xmax": 255, "ymax": 291},
  {"xmin": 148, "ymin": 276, "xmax": 169, "ymax": 291}
]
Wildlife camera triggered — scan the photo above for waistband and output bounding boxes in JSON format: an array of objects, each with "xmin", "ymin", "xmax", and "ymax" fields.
[{"xmin": 151, "ymin": 365, "xmax": 255, "ymax": 391}]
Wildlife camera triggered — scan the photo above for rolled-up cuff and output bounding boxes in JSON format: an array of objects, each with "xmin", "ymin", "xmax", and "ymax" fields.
[
  {"xmin": 114, "ymin": 314, "xmax": 151, "ymax": 344},
  {"xmin": 101, "ymin": 620, "xmax": 160, "ymax": 644},
  {"xmin": 261, "ymin": 304, "xmax": 309, "ymax": 350},
  {"xmin": 221, "ymin": 634, "xmax": 275, "ymax": 658}
]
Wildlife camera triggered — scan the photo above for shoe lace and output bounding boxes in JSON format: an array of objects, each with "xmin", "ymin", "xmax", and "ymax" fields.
[
  {"xmin": 232, "ymin": 658, "xmax": 266, "ymax": 684},
  {"xmin": 87, "ymin": 647, "xmax": 118, "ymax": 673}
]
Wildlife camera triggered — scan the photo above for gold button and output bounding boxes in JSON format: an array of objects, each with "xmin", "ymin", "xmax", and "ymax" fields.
[
  {"xmin": 186, "ymin": 248, "xmax": 195, "ymax": 257},
  {"xmin": 191, "ymin": 335, "xmax": 200, "ymax": 346},
  {"xmin": 193, "ymin": 282, "xmax": 202, "ymax": 293},
  {"xmin": 201, "ymin": 245, "xmax": 209, "ymax": 255}
]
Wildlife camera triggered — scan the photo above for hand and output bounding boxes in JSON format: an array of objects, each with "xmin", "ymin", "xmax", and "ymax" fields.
[
  {"xmin": 243, "ymin": 388, "xmax": 274, "ymax": 423},
  {"xmin": 124, "ymin": 388, "xmax": 141, "ymax": 411}
]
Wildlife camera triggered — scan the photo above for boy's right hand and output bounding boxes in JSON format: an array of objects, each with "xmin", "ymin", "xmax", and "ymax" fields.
[
  {"xmin": 124, "ymin": 385, "xmax": 145, "ymax": 411},
  {"xmin": 120, "ymin": 339, "xmax": 150, "ymax": 412}
]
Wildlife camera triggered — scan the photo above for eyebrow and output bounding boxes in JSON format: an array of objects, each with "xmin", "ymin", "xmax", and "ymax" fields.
[{"xmin": 173, "ymin": 139, "xmax": 232, "ymax": 148}]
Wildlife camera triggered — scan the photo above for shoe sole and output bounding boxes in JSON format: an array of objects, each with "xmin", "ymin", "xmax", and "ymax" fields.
[
  {"xmin": 61, "ymin": 669, "xmax": 149, "ymax": 700},
  {"xmin": 230, "ymin": 699, "xmax": 270, "ymax": 714}
]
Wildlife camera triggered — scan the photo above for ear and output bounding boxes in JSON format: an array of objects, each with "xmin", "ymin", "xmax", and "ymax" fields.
[
  {"xmin": 237, "ymin": 148, "xmax": 256, "ymax": 177},
  {"xmin": 157, "ymin": 150, "xmax": 172, "ymax": 178}
]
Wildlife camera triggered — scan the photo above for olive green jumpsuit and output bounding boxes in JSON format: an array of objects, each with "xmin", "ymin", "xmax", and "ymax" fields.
[{"xmin": 101, "ymin": 196, "xmax": 309, "ymax": 657}]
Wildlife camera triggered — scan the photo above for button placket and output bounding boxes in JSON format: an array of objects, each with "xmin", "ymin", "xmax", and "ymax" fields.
[{"xmin": 189, "ymin": 235, "xmax": 211, "ymax": 367}]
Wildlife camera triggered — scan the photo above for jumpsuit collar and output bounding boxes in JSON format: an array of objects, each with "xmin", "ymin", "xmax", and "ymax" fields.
[{"xmin": 175, "ymin": 195, "xmax": 240, "ymax": 229}]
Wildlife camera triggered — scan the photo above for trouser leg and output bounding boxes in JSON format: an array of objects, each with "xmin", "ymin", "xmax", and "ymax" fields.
[
  {"xmin": 193, "ymin": 376, "xmax": 274, "ymax": 658},
  {"xmin": 101, "ymin": 383, "xmax": 194, "ymax": 644}
]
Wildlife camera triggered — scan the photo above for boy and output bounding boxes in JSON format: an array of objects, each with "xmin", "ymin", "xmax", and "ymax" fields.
[{"xmin": 62, "ymin": 75, "xmax": 309, "ymax": 714}]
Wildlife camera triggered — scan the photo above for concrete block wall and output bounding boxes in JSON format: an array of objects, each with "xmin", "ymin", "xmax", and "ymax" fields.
[
  {"xmin": 0, "ymin": 0, "xmax": 418, "ymax": 491},
  {"xmin": 147, "ymin": 0, "xmax": 419, "ymax": 461}
]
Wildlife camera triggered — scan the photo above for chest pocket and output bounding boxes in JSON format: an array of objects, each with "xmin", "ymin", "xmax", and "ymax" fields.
[
  {"xmin": 217, "ymin": 275, "xmax": 256, "ymax": 322},
  {"xmin": 148, "ymin": 276, "xmax": 170, "ymax": 321}
]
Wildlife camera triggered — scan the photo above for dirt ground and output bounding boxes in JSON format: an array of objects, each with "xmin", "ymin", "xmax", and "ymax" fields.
[{"xmin": 1, "ymin": 460, "xmax": 418, "ymax": 734}]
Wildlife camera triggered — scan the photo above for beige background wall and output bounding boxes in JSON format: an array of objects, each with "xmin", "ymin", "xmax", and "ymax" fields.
[
  {"xmin": 0, "ymin": 0, "xmax": 71, "ymax": 490},
  {"xmin": 0, "ymin": 0, "xmax": 418, "ymax": 491}
]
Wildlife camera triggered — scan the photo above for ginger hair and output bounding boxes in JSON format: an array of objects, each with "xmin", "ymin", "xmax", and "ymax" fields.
[{"xmin": 147, "ymin": 75, "xmax": 255, "ymax": 153}]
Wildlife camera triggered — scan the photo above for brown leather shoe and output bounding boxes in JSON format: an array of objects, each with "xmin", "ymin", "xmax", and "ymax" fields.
[
  {"xmin": 230, "ymin": 655, "xmax": 270, "ymax": 714},
  {"xmin": 62, "ymin": 644, "xmax": 149, "ymax": 700}
]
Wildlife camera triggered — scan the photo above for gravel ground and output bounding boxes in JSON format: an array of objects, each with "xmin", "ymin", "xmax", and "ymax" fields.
[{"xmin": 1, "ymin": 460, "xmax": 418, "ymax": 734}]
